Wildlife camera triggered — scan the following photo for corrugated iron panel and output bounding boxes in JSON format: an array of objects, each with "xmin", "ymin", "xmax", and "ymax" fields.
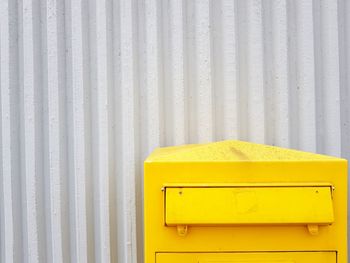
[{"xmin": 0, "ymin": 0, "xmax": 349, "ymax": 262}]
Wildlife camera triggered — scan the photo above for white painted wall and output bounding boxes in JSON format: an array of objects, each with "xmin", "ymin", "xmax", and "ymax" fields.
[{"xmin": 0, "ymin": 0, "xmax": 349, "ymax": 262}]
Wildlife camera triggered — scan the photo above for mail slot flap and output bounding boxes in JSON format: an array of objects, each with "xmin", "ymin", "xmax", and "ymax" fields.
[{"xmin": 165, "ymin": 186, "xmax": 334, "ymax": 225}]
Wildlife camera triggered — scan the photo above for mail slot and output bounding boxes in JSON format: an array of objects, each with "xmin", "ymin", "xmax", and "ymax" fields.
[
  {"xmin": 156, "ymin": 252, "xmax": 336, "ymax": 263},
  {"xmin": 144, "ymin": 140, "xmax": 347, "ymax": 263},
  {"xmin": 164, "ymin": 185, "xmax": 334, "ymax": 226}
]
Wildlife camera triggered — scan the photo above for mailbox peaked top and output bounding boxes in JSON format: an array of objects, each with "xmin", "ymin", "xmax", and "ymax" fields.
[{"xmin": 145, "ymin": 140, "xmax": 344, "ymax": 162}]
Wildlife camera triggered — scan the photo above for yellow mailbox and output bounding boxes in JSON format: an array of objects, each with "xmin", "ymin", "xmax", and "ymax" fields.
[{"xmin": 144, "ymin": 140, "xmax": 347, "ymax": 263}]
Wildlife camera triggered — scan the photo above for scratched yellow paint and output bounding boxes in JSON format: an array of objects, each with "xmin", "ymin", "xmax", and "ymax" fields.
[{"xmin": 144, "ymin": 140, "xmax": 347, "ymax": 263}]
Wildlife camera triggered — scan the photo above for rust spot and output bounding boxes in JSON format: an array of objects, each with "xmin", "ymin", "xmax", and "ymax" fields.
[{"xmin": 229, "ymin": 147, "xmax": 249, "ymax": 160}]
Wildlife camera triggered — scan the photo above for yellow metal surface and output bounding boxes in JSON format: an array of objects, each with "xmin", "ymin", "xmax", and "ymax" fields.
[
  {"xmin": 156, "ymin": 252, "xmax": 336, "ymax": 263},
  {"xmin": 146, "ymin": 140, "xmax": 338, "ymax": 162},
  {"xmin": 165, "ymin": 186, "xmax": 334, "ymax": 225},
  {"xmin": 144, "ymin": 140, "xmax": 347, "ymax": 263}
]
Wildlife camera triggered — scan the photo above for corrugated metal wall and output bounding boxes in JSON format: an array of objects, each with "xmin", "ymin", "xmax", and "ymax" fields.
[{"xmin": 0, "ymin": 0, "xmax": 349, "ymax": 262}]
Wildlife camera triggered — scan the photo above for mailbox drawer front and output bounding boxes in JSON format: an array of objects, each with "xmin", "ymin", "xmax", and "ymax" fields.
[
  {"xmin": 156, "ymin": 252, "xmax": 336, "ymax": 263},
  {"xmin": 165, "ymin": 186, "xmax": 334, "ymax": 225}
]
